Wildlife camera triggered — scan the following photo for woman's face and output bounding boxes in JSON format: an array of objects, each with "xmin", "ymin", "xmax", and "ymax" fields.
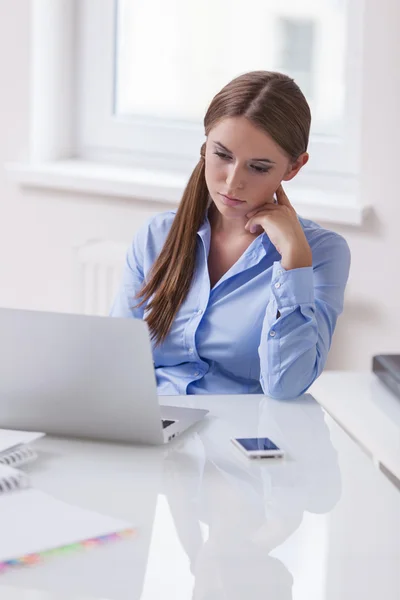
[{"xmin": 205, "ymin": 116, "xmax": 308, "ymax": 217}]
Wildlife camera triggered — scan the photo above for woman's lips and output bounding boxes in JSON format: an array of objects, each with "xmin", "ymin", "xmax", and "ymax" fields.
[{"xmin": 219, "ymin": 193, "xmax": 245, "ymax": 207}]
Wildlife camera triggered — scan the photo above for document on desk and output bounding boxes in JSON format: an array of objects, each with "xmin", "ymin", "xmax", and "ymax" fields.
[
  {"xmin": 0, "ymin": 429, "xmax": 44, "ymax": 453},
  {"xmin": 0, "ymin": 489, "xmax": 133, "ymax": 564}
]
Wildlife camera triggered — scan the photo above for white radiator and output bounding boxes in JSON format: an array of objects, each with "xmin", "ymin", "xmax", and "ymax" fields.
[{"xmin": 75, "ymin": 240, "xmax": 129, "ymax": 316}]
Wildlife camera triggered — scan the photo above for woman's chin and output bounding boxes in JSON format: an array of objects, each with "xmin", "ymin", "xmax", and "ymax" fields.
[{"xmin": 211, "ymin": 198, "xmax": 247, "ymax": 217}]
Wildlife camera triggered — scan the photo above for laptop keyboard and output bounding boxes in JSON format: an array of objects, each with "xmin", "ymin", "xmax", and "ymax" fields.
[{"xmin": 162, "ymin": 419, "xmax": 176, "ymax": 429}]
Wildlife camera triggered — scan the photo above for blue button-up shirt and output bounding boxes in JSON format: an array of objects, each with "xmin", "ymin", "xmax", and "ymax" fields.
[{"xmin": 110, "ymin": 210, "xmax": 350, "ymax": 398}]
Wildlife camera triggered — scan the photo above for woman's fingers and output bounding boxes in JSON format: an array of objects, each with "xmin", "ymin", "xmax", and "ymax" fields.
[
  {"xmin": 246, "ymin": 203, "xmax": 278, "ymax": 218},
  {"xmin": 275, "ymin": 184, "xmax": 292, "ymax": 207}
]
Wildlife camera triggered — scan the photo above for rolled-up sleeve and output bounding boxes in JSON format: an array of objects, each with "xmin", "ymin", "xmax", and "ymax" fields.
[{"xmin": 259, "ymin": 234, "xmax": 350, "ymax": 399}]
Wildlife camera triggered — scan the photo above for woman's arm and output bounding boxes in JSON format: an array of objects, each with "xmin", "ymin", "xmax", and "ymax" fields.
[
  {"xmin": 109, "ymin": 225, "xmax": 147, "ymax": 320},
  {"xmin": 258, "ymin": 234, "xmax": 350, "ymax": 399},
  {"xmin": 110, "ymin": 211, "xmax": 177, "ymax": 320}
]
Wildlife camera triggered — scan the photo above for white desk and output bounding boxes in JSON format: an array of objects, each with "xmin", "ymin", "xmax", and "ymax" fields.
[
  {"xmin": 0, "ymin": 587, "xmax": 101, "ymax": 600},
  {"xmin": 311, "ymin": 371, "xmax": 400, "ymax": 483},
  {"xmin": 1, "ymin": 393, "xmax": 399, "ymax": 600}
]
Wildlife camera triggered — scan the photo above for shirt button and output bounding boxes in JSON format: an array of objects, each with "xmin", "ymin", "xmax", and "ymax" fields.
[
  {"xmin": 188, "ymin": 348, "xmax": 194, "ymax": 354},
  {"xmin": 270, "ymin": 330, "xmax": 276, "ymax": 337},
  {"xmin": 196, "ymin": 309, "xmax": 203, "ymax": 315},
  {"xmin": 274, "ymin": 282, "xmax": 281, "ymax": 289},
  {"xmin": 277, "ymin": 270, "xmax": 283, "ymax": 275},
  {"xmin": 194, "ymin": 371, "xmax": 200, "ymax": 377}
]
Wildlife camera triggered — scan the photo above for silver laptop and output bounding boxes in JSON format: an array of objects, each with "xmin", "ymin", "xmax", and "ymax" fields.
[{"xmin": 0, "ymin": 307, "xmax": 208, "ymax": 445}]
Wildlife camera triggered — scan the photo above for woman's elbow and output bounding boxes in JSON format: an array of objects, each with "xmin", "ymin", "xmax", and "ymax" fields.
[{"xmin": 260, "ymin": 371, "xmax": 316, "ymax": 400}]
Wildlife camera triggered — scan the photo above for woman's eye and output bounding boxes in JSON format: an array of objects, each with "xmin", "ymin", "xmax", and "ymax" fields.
[
  {"xmin": 214, "ymin": 151, "xmax": 231, "ymax": 160},
  {"xmin": 251, "ymin": 164, "xmax": 270, "ymax": 174},
  {"xmin": 213, "ymin": 151, "xmax": 270, "ymax": 174}
]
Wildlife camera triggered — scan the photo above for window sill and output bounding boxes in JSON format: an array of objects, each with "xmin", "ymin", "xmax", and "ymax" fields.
[{"xmin": 5, "ymin": 159, "xmax": 369, "ymax": 226}]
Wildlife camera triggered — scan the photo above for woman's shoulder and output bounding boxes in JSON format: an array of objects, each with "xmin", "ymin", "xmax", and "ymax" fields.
[
  {"xmin": 299, "ymin": 216, "xmax": 349, "ymax": 251},
  {"xmin": 143, "ymin": 209, "xmax": 177, "ymax": 234},
  {"xmin": 298, "ymin": 216, "xmax": 350, "ymax": 270},
  {"xmin": 134, "ymin": 209, "xmax": 177, "ymax": 244},
  {"xmin": 130, "ymin": 210, "xmax": 177, "ymax": 263}
]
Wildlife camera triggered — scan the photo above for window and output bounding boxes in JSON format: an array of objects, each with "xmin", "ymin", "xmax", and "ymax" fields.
[
  {"xmin": 7, "ymin": 0, "xmax": 367, "ymax": 226},
  {"xmin": 77, "ymin": 0, "xmax": 363, "ymax": 178},
  {"xmin": 278, "ymin": 18, "xmax": 316, "ymax": 102}
]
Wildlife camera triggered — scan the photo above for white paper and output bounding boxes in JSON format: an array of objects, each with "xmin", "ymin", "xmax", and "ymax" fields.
[
  {"xmin": 0, "ymin": 489, "xmax": 132, "ymax": 562},
  {"xmin": 0, "ymin": 429, "xmax": 45, "ymax": 453}
]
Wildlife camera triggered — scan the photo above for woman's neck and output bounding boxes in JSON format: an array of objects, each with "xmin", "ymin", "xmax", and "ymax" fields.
[{"xmin": 208, "ymin": 203, "xmax": 253, "ymax": 239}]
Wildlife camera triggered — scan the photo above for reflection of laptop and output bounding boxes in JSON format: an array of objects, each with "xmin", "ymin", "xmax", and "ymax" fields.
[{"xmin": 0, "ymin": 308, "xmax": 208, "ymax": 445}]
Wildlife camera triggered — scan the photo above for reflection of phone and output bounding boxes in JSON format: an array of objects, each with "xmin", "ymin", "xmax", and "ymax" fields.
[{"xmin": 231, "ymin": 437, "xmax": 284, "ymax": 459}]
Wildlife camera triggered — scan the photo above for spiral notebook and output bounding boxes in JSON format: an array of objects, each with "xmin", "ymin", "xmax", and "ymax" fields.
[
  {"xmin": 0, "ymin": 463, "xmax": 29, "ymax": 495},
  {"xmin": 0, "ymin": 444, "xmax": 38, "ymax": 468},
  {"xmin": 0, "ymin": 428, "xmax": 44, "ymax": 469},
  {"xmin": 0, "ymin": 463, "xmax": 134, "ymax": 569}
]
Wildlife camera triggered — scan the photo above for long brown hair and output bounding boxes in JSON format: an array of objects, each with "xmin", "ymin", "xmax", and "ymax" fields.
[{"xmin": 136, "ymin": 71, "xmax": 311, "ymax": 345}]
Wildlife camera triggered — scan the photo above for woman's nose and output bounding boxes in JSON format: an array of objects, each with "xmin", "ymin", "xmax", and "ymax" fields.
[{"xmin": 225, "ymin": 164, "xmax": 244, "ymax": 192}]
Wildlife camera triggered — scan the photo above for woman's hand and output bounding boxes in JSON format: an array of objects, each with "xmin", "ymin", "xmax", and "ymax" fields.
[{"xmin": 244, "ymin": 184, "xmax": 312, "ymax": 270}]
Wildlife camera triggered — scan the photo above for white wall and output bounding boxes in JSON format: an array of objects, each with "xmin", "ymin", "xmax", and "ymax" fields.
[
  {"xmin": 0, "ymin": 1, "xmax": 174, "ymax": 314},
  {"xmin": 325, "ymin": 0, "xmax": 400, "ymax": 370},
  {"xmin": 0, "ymin": 0, "xmax": 399, "ymax": 370}
]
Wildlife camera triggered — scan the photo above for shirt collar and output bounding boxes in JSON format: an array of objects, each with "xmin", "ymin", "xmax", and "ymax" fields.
[{"xmin": 197, "ymin": 214, "xmax": 272, "ymax": 259}]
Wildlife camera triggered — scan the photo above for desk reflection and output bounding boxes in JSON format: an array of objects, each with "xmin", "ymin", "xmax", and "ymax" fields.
[{"xmin": 162, "ymin": 396, "xmax": 341, "ymax": 599}]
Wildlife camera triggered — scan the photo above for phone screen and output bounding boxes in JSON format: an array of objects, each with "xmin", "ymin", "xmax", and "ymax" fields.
[{"xmin": 236, "ymin": 437, "xmax": 280, "ymax": 452}]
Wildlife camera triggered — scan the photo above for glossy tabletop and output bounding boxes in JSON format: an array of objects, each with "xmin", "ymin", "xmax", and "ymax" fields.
[
  {"xmin": 311, "ymin": 371, "xmax": 400, "ymax": 482},
  {"xmin": 1, "ymin": 393, "xmax": 399, "ymax": 600}
]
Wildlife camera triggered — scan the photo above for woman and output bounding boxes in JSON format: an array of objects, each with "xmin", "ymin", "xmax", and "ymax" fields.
[{"xmin": 111, "ymin": 71, "xmax": 350, "ymax": 398}]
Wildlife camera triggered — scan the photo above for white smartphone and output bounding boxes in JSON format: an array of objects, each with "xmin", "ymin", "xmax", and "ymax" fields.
[{"xmin": 231, "ymin": 437, "xmax": 285, "ymax": 459}]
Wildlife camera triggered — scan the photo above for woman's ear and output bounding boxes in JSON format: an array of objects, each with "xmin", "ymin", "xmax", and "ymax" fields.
[{"xmin": 282, "ymin": 152, "xmax": 309, "ymax": 182}]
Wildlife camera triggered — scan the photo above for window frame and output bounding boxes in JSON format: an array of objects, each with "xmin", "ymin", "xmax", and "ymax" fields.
[
  {"xmin": 4, "ymin": 0, "xmax": 369, "ymax": 227},
  {"xmin": 77, "ymin": 0, "xmax": 365, "ymax": 179}
]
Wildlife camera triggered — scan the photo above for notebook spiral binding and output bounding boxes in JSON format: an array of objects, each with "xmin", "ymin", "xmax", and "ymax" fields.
[
  {"xmin": 0, "ymin": 446, "xmax": 36, "ymax": 494},
  {"xmin": 0, "ymin": 445, "xmax": 37, "ymax": 468},
  {"xmin": 0, "ymin": 467, "xmax": 29, "ymax": 495}
]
